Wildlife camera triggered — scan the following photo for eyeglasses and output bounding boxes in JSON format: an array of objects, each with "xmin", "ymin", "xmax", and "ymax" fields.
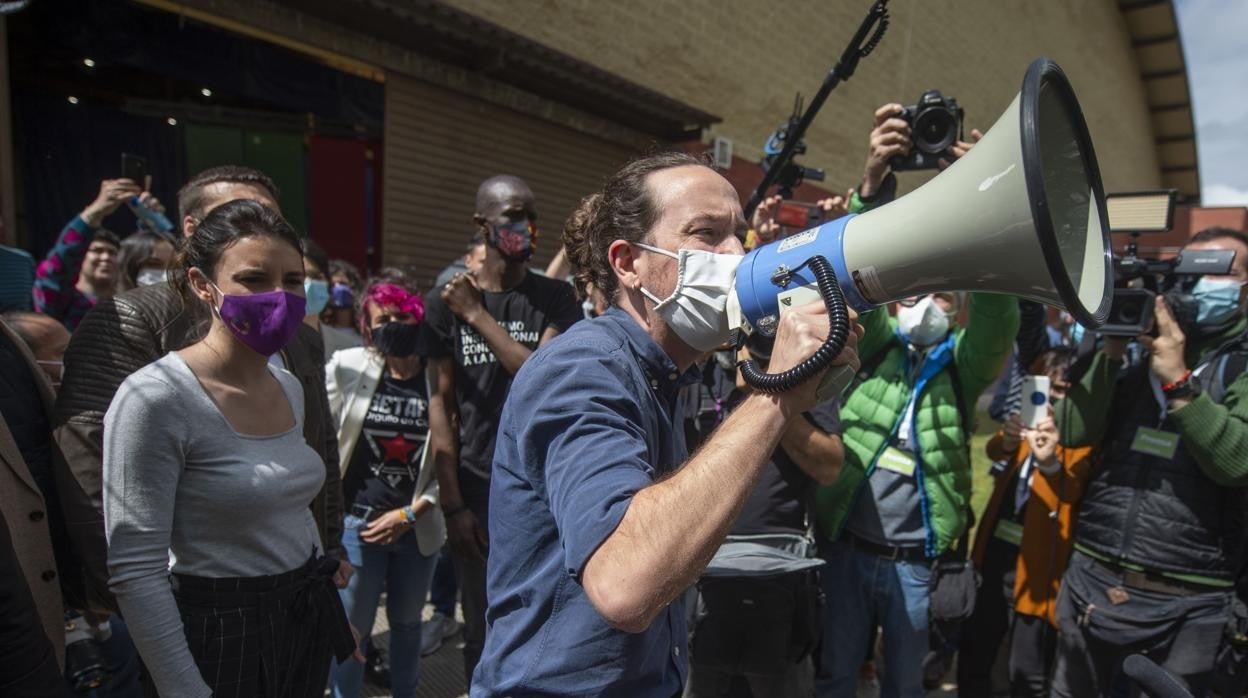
[{"xmin": 898, "ymin": 292, "xmax": 959, "ymax": 309}]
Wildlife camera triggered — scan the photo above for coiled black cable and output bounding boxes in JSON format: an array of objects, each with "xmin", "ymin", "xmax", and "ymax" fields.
[{"xmin": 738, "ymin": 255, "xmax": 852, "ymax": 393}]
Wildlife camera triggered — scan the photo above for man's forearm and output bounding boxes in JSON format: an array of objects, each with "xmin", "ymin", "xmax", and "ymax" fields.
[
  {"xmin": 467, "ymin": 313, "xmax": 532, "ymax": 375},
  {"xmin": 583, "ymin": 393, "xmax": 791, "ymax": 632},
  {"xmin": 778, "ymin": 416, "xmax": 843, "ymax": 486}
]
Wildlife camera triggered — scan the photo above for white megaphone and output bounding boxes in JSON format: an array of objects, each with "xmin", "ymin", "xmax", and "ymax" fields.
[{"xmin": 730, "ymin": 58, "xmax": 1113, "ymax": 398}]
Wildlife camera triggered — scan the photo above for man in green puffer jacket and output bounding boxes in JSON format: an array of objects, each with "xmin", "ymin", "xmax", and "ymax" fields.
[
  {"xmin": 811, "ymin": 102, "xmax": 1018, "ymax": 698},
  {"xmin": 813, "ymin": 289, "xmax": 1016, "ymax": 697}
]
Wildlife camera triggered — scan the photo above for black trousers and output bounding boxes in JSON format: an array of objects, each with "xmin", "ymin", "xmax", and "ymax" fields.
[
  {"xmin": 956, "ymin": 537, "xmax": 1057, "ymax": 698},
  {"xmin": 1051, "ymin": 550, "xmax": 1231, "ymax": 698},
  {"xmin": 453, "ymin": 479, "xmax": 491, "ymax": 688},
  {"xmin": 147, "ymin": 555, "xmax": 354, "ymax": 698}
]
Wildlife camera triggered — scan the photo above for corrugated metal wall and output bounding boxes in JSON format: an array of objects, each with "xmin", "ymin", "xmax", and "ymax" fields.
[{"xmin": 383, "ymin": 73, "xmax": 639, "ymax": 289}]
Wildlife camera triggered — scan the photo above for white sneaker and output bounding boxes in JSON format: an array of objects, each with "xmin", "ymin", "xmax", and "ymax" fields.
[{"xmin": 420, "ymin": 612, "xmax": 460, "ymax": 656}]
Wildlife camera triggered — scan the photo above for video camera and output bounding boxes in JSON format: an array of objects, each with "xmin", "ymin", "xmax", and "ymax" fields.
[
  {"xmin": 760, "ymin": 94, "xmax": 826, "ymax": 200},
  {"xmin": 891, "ymin": 89, "xmax": 964, "ymax": 172},
  {"xmin": 1103, "ymin": 190, "xmax": 1235, "ymax": 337}
]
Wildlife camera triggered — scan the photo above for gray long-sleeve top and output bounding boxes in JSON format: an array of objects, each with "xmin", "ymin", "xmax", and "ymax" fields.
[{"xmin": 103, "ymin": 352, "xmax": 325, "ymax": 698}]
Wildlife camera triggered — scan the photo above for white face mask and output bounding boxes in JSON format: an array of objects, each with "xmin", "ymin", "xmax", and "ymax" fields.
[
  {"xmin": 897, "ymin": 295, "xmax": 950, "ymax": 347},
  {"xmin": 36, "ymin": 359, "xmax": 63, "ymax": 389},
  {"xmin": 634, "ymin": 242, "xmax": 742, "ymax": 352},
  {"xmin": 136, "ymin": 267, "xmax": 167, "ymax": 287}
]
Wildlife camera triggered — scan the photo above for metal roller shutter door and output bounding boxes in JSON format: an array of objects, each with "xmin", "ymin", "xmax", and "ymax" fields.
[{"xmin": 383, "ymin": 73, "xmax": 640, "ymax": 289}]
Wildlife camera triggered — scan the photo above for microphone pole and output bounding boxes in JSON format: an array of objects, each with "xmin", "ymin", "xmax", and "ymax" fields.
[{"xmin": 743, "ymin": 0, "xmax": 892, "ymax": 220}]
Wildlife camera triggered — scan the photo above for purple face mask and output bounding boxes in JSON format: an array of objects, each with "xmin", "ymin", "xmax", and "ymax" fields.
[{"xmin": 207, "ymin": 280, "xmax": 307, "ymax": 356}]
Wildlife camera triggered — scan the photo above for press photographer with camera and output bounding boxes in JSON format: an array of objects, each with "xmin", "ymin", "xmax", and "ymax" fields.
[
  {"xmin": 1050, "ymin": 226, "xmax": 1248, "ymax": 697},
  {"xmin": 855, "ymin": 99, "xmax": 982, "ymax": 204}
]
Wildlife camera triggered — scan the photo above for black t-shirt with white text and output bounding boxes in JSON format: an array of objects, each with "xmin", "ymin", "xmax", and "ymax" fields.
[
  {"xmin": 418, "ymin": 271, "xmax": 581, "ymax": 483},
  {"xmin": 344, "ymin": 372, "xmax": 430, "ymax": 513}
]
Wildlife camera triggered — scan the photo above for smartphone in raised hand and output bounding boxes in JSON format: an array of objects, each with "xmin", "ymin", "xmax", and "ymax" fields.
[
  {"xmin": 1019, "ymin": 375, "xmax": 1051, "ymax": 428},
  {"xmin": 121, "ymin": 153, "xmax": 148, "ymax": 186}
]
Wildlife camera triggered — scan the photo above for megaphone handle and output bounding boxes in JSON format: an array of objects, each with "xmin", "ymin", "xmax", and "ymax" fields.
[
  {"xmin": 816, "ymin": 364, "xmax": 857, "ymax": 403},
  {"xmin": 738, "ymin": 255, "xmax": 853, "ymax": 395}
]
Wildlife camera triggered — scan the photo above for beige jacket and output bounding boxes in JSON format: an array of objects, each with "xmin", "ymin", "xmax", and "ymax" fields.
[
  {"xmin": 0, "ymin": 320, "xmax": 66, "ymax": 667},
  {"xmin": 326, "ymin": 347, "xmax": 445, "ymax": 556}
]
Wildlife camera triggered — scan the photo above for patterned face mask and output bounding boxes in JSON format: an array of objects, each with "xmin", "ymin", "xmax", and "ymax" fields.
[{"xmin": 490, "ymin": 218, "xmax": 538, "ymax": 262}]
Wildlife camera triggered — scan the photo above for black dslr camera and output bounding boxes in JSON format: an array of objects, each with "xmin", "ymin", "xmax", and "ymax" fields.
[
  {"xmin": 64, "ymin": 611, "xmax": 110, "ymax": 692},
  {"xmin": 891, "ymin": 90, "xmax": 964, "ymax": 172}
]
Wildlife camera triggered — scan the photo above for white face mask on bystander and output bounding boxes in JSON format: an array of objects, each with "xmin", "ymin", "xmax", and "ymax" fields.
[{"xmin": 897, "ymin": 295, "xmax": 950, "ymax": 347}]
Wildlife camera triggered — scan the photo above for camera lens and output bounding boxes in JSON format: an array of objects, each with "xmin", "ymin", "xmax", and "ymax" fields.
[
  {"xmin": 1116, "ymin": 299, "xmax": 1142, "ymax": 324},
  {"xmin": 912, "ymin": 108, "xmax": 957, "ymax": 154}
]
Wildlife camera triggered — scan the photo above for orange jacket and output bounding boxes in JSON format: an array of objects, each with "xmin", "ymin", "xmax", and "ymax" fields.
[{"xmin": 971, "ymin": 433, "xmax": 1096, "ymax": 626}]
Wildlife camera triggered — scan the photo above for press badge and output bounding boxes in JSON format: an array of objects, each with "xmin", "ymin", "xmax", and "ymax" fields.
[
  {"xmin": 877, "ymin": 446, "xmax": 917, "ymax": 477},
  {"xmin": 1130, "ymin": 426, "xmax": 1180, "ymax": 460}
]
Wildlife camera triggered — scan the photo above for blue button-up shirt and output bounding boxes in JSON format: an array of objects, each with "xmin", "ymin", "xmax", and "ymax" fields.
[{"xmin": 472, "ymin": 307, "xmax": 697, "ymax": 697}]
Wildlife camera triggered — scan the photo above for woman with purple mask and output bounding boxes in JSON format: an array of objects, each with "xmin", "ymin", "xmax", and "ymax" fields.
[
  {"xmin": 326, "ymin": 281, "xmax": 444, "ymax": 698},
  {"xmin": 103, "ymin": 199, "xmax": 359, "ymax": 698}
]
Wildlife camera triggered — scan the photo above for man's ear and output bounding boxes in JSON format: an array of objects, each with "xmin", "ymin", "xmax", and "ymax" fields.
[
  {"xmin": 182, "ymin": 216, "xmax": 198, "ymax": 238},
  {"xmin": 608, "ymin": 239, "xmax": 640, "ymax": 294}
]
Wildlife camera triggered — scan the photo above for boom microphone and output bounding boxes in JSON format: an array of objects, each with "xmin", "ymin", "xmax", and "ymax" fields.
[{"xmin": 1122, "ymin": 654, "xmax": 1194, "ymax": 698}]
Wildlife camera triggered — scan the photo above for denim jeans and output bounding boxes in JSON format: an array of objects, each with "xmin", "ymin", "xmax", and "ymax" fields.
[
  {"xmin": 428, "ymin": 543, "xmax": 458, "ymax": 618},
  {"xmin": 330, "ymin": 514, "xmax": 437, "ymax": 698},
  {"xmin": 814, "ymin": 536, "xmax": 932, "ymax": 698}
]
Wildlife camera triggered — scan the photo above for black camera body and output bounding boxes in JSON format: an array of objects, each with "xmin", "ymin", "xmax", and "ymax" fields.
[
  {"xmin": 892, "ymin": 90, "xmax": 964, "ymax": 172},
  {"xmin": 1103, "ymin": 289, "xmax": 1156, "ymax": 337}
]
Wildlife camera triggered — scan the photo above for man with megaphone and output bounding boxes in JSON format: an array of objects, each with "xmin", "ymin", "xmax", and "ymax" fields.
[
  {"xmin": 470, "ymin": 151, "xmax": 863, "ymax": 696},
  {"xmin": 474, "ymin": 56, "xmax": 1114, "ymax": 696}
]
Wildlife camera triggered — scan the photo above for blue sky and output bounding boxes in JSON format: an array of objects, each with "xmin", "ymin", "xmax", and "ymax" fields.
[{"xmin": 1174, "ymin": 0, "xmax": 1248, "ymax": 206}]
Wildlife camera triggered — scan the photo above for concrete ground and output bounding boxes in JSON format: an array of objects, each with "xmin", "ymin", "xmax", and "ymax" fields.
[{"xmin": 355, "ymin": 600, "xmax": 968, "ymax": 697}]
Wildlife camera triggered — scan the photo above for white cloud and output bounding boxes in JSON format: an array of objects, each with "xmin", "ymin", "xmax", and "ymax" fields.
[
  {"xmin": 1175, "ymin": 0, "xmax": 1248, "ymax": 125},
  {"xmin": 1202, "ymin": 184, "xmax": 1248, "ymax": 207},
  {"xmin": 1175, "ymin": 0, "xmax": 1248, "ymax": 202}
]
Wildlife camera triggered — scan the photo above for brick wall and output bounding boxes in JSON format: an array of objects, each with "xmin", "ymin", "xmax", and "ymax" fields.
[{"xmin": 442, "ymin": 0, "xmax": 1162, "ymax": 199}]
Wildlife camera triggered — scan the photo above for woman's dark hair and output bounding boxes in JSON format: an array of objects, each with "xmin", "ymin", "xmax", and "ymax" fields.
[
  {"xmin": 302, "ymin": 237, "xmax": 330, "ymax": 278},
  {"xmin": 562, "ymin": 151, "xmax": 712, "ymax": 304},
  {"xmin": 117, "ymin": 231, "xmax": 167, "ymax": 291},
  {"xmin": 172, "ymin": 199, "xmax": 302, "ymax": 304},
  {"xmin": 1028, "ymin": 345, "xmax": 1078, "ymax": 380},
  {"xmin": 328, "ymin": 259, "xmax": 362, "ymax": 291},
  {"xmin": 93, "ymin": 228, "xmax": 122, "ymax": 251}
]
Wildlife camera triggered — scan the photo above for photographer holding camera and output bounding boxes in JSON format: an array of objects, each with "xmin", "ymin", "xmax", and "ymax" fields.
[{"xmin": 1050, "ymin": 226, "xmax": 1248, "ymax": 697}]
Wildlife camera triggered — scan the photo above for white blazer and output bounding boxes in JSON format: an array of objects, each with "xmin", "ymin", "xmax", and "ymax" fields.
[{"xmin": 326, "ymin": 346, "xmax": 446, "ymax": 556}]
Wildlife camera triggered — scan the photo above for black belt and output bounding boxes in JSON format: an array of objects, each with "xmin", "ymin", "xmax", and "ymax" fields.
[
  {"xmin": 1085, "ymin": 554, "xmax": 1230, "ymax": 598},
  {"xmin": 349, "ymin": 503, "xmax": 385, "ymax": 522},
  {"xmin": 845, "ymin": 532, "xmax": 928, "ymax": 562}
]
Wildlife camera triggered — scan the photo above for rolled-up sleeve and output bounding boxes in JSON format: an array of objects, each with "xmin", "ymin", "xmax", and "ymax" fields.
[{"xmin": 509, "ymin": 346, "xmax": 659, "ymax": 578}]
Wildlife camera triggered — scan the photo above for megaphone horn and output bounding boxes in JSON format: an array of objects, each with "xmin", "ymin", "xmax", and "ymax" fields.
[{"xmin": 732, "ymin": 58, "xmax": 1113, "ymax": 397}]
